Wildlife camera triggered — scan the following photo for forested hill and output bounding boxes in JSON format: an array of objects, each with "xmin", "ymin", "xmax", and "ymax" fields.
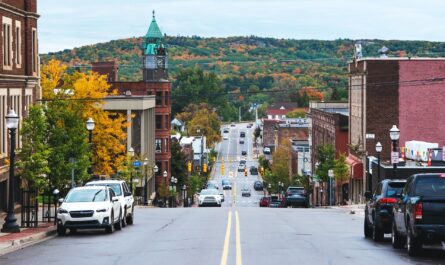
[{"xmin": 41, "ymin": 36, "xmax": 445, "ymax": 101}]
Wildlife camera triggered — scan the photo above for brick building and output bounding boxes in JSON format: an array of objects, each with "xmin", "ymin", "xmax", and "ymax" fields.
[
  {"xmin": 348, "ymin": 58, "xmax": 445, "ymax": 203},
  {"xmin": 309, "ymin": 102, "xmax": 348, "ymax": 205},
  {"xmin": 0, "ymin": 0, "xmax": 39, "ymax": 211},
  {"xmin": 92, "ymin": 11, "xmax": 172, "ymax": 193}
]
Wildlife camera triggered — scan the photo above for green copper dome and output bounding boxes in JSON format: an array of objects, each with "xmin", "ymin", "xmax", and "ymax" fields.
[{"xmin": 145, "ymin": 10, "xmax": 163, "ymax": 40}]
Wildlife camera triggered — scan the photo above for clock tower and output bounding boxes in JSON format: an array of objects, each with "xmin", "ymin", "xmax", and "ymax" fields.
[{"xmin": 143, "ymin": 11, "xmax": 168, "ymax": 81}]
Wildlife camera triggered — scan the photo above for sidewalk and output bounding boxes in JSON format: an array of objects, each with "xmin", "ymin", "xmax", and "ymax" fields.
[
  {"xmin": 0, "ymin": 223, "xmax": 56, "ymax": 256},
  {"xmin": 331, "ymin": 204, "xmax": 365, "ymax": 216}
]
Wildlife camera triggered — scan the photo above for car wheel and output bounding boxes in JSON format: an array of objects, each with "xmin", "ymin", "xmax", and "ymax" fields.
[
  {"xmin": 114, "ymin": 210, "xmax": 122, "ymax": 230},
  {"xmin": 57, "ymin": 225, "xmax": 66, "ymax": 236},
  {"xmin": 106, "ymin": 211, "xmax": 115, "ymax": 234},
  {"xmin": 126, "ymin": 206, "xmax": 134, "ymax": 225},
  {"xmin": 372, "ymin": 219, "xmax": 384, "ymax": 242},
  {"xmin": 122, "ymin": 209, "xmax": 127, "ymax": 228},
  {"xmin": 364, "ymin": 215, "xmax": 372, "ymax": 238},
  {"xmin": 407, "ymin": 228, "xmax": 421, "ymax": 256},
  {"xmin": 391, "ymin": 221, "xmax": 405, "ymax": 249}
]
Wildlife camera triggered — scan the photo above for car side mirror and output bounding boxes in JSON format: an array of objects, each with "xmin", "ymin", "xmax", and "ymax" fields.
[
  {"xmin": 124, "ymin": 191, "xmax": 132, "ymax": 197},
  {"xmin": 364, "ymin": 191, "xmax": 372, "ymax": 200},
  {"xmin": 112, "ymin": 197, "xmax": 119, "ymax": 202}
]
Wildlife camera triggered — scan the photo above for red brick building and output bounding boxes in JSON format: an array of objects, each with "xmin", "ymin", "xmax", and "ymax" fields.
[
  {"xmin": 92, "ymin": 12, "xmax": 171, "ymax": 192},
  {"xmin": 0, "ymin": 0, "xmax": 40, "ymax": 211},
  {"xmin": 348, "ymin": 58, "xmax": 445, "ymax": 203}
]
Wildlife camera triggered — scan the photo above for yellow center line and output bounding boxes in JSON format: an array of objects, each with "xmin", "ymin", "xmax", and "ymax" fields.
[
  {"xmin": 235, "ymin": 211, "xmax": 243, "ymax": 265},
  {"xmin": 220, "ymin": 211, "xmax": 232, "ymax": 265}
]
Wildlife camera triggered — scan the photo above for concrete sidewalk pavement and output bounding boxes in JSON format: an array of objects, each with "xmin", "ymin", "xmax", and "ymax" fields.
[{"xmin": 331, "ymin": 204, "xmax": 365, "ymax": 216}]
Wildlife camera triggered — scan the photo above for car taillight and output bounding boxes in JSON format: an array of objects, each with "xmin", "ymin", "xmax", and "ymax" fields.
[
  {"xmin": 378, "ymin": 198, "xmax": 397, "ymax": 204},
  {"xmin": 414, "ymin": 202, "xmax": 423, "ymax": 220}
]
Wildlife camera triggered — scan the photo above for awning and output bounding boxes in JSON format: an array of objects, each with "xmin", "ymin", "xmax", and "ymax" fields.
[{"xmin": 346, "ymin": 155, "xmax": 363, "ymax": 179}]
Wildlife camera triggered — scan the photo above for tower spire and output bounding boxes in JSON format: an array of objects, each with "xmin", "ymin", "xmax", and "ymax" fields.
[{"xmin": 152, "ymin": 10, "xmax": 155, "ymax": 20}]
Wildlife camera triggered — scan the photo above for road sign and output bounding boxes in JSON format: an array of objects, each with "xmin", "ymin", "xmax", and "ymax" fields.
[
  {"xmin": 391, "ymin": 152, "xmax": 399, "ymax": 164},
  {"xmin": 133, "ymin": 161, "xmax": 142, "ymax": 167}
]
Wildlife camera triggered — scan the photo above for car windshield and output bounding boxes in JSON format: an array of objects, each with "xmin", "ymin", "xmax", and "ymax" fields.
[
  {"xmin": 386, "ymin": 182, "xmax": 405, "ymax": 197},
  {"xmin": 200, "ymin": 189, "xmax": 218, "ymax": 195},
  {"xmin": 65, "ymin": 189, "xmax": 107, "ymax": 202},
  {"xmin": 222, "ymin": 180, "xmax": 230, "ymax": 184},
  {"xmin": 87, "ymin": 183, "xmax": 122, "ymax": 196},
  {"xmin": 288, "ymin": 188, "xmax": 305, "ymax": 194},
  {"xmin": 414, "ymin": 176, "xmax": 445, "ymax": 196}
]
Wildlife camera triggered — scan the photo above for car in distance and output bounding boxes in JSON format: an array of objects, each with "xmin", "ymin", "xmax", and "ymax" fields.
[
  {"xmin": 285, "ymin": 187, "xmax": 308, "ymax": 208},
  {"xmin": 263, "ymin": 147, "xmax": 271, "ymax": 154},
  {"xmin": 259, "ymin": 196, "xmax": 270, "ymax": 207},
  {"xmin": 246, "ymin": 124, "xmax": 252, "ymax": 128},
  {"xmin": 238, "ymin": 163, "xmax": 246, "ymax": 172},
  {"xmin": 253, "ymin": 180, "xmax": 263, "ymax": 191},
  {"xmin": 239, "ymin": 139, "xmax": 245, "ymax": 144},
  {"xmin": 269, "ymin": 196, "xmax": 284, "ymax": 208},
  {"xmin": 206, "ymin": 180, "xmax": 219, "ymax": 190},
  {"xmin": 221, "ymin": 179, "xmax": 232, "ymax": 190},
  {"xmin": 363, "ymin": 179, "xmax": 406, "ymax": 241},
  {"xmin": 241, "ymin": 150, "xmax": 247, "ymax": 156},
  {"xmin": 223, "ymin": 135, "xmax": 229, "ymax": 140},
  {"xmin": 223, "ymin": 128, "xmax": 229, "ymax": 133},
  {"xmin": 198, "ymin": 189, "xmax": 222, "ymax": 207},
  {"xmin": 56, "ymin": 186, "xmax": 122, "ymax": 235},
  {"xmin": 392, "ymin": 173, "xmax": 445, "ymax": 256},
  {"xmin": 240, "ymin": 131, "xmax": 246, "ymax": 138},
  {"xmin": 250, "ymin": 166, "xmax": 258, "ymax": 175},
  {"xmin": 85, "ymin": 179, "xmax": 135, "ymax": 226},
  {"xmin": 241, "ymin": 185, "xmax": 251, "ymax": 197},
  {"xmin": 230, "ymin": 123, "xmax": 236, "ymax": 127}
]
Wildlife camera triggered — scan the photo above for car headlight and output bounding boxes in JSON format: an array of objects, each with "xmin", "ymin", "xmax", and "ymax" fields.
[
  {"xmin": 58, "ymin": 208, "xmax": 68, "ymax": 214},
  {"xmin": 96, "ymin": 208, "xmax": 107, "ymax": 212}
]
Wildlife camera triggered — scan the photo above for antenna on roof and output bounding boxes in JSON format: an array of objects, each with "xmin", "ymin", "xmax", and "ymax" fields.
[{"xmin": 354, "ymin": 43, "xmax": 363, "ymax": 59}]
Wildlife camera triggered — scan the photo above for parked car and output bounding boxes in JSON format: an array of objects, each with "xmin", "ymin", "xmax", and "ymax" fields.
[
  {"xmin": 223, "ymin": 135, "xmax": 229, "ymax": 140},
  {"xmin": 254, "ymin": 180, "xmax": 263, "ymax": 191},
  {"xmin": 221, "ymin": 179, "xmax": 232, "ymax": 190},
  {"xmin": 239, "ymin": 139, "xmax": 245, "ymax": 144},
  {"xmin": 392, "ymin": 173, "xmax": 445, "ymax": 256},
  {"xmin": 263, "ymin": 147, "xmax": 271, "ymax": 154},
  {"xmin": 247, "ymin": 124, "xmax": 252, "ymax": 128},
  {"xmin": 269, "ymin": 196, "xmax": 284, "ymax": 208},
  {"xmin": 238, "ymin": 163, "xmax": 246, "ymax": 172},
  {"xmin": 223, "ymin": 128, "xmax": 229, "ymax": 133},
  {"xmin": 241, "ymin": 150, "xmax": 247, "ymax": 156},
  {"xmin": 250, "ymin": 166, "xmax": 258, "ymax": 175},
  {"xmin": 241, "ymin": 185, "xmax": 251, "ymax": 197},
  {"xmin": 198, "ymin": 189, "xmax": 222, "ymax": 207},
  {"xmin": 86, "ymin": 179, "xmax": 135, "ymax": 226},
  {"xmin": 363, "ymin": 179, "xmax": 406, "ymax": 241},
  {"xmin": 285, "ymin": 187, "xmax": 308, "ymax": 208},
  {"xmin": 259, "ymin": 196, "xmax": 270, "ymax": 207},
  {"xmin": 56, "ymin": 186, "xmax": 122, "ymax": 235}
]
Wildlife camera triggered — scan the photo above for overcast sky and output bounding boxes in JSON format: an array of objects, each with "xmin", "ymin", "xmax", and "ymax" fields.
[{"xmin": 39, "ymin": 0, "xmax": 445, "ymax": 53}]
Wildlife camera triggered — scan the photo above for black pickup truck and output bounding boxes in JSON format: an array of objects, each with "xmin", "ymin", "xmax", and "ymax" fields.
[{"xmin": 392, "ymin": 173, "xmax": 445, "ymax": 256}]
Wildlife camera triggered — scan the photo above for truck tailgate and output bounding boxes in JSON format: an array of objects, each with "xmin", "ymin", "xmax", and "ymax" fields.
[{"xmin": 422, "ymin": 197, "xmax": 445, "ymax": 224}]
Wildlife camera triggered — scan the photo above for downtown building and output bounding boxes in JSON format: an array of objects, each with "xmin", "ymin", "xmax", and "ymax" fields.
[
  {"xmin": 92, "ymin": 12, "xmax": 172, "ymax": 194},
  {"xmin": 0, "ymin": 0, "xmax": 39, "ymax": 211},
  {"xmin": 348, "ymin": 57, "xmax": 445, "ymax": 203}
]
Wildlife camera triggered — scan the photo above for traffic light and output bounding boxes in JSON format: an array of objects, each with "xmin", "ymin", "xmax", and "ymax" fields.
[
  {"xmin": 244, "ymin": 168, "xmax": 248, "ymax": 177},
  {"xmin": 260, "ymin": 167, "xmax": 264, "ymax": 175},
  {"xmin": 203, "ymin": 163, "xmax": 207, "ymax": 173},
  {"xmin": 221, "ymin": 164, "xmax": 225, "ymax": 175},
  {"xmin": 187, "ymin": 162, "xmax": 192, "ymax": 173}
]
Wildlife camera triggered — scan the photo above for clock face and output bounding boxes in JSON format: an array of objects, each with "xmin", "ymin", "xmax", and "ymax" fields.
[{"xmin": 156, "ymin": 57, "xmax": 165, "ymax": 68}]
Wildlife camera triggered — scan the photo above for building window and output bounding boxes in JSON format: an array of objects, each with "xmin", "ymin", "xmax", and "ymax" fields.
[
  {"xmin": 155, "ymin": 91, "xmax": 162, "ymax": 106},
  {"xmin": 155, "ymin": 162, "xmax": 162, "ymax": 176},
  {"xmin": 155, "ymin": 115, "xmax": 162, "ymax": 130},
  {"xmin": 0, "ymin": 94, "xmax": 6, "ymax": 155},
  {"xmin": 15, "ymin": 21, "xmax": 21, "ymax": 67},
  {"xmin": 2, "ymin": 17, "xmax": 12, "ymax": 69},
  {"xmin": 164, "ymin": 138, "xmax": 169, "ymax": 152},
  {"xmin": 155, "ymin": 139, "xmax": 162, "ymax": 153},
  {"xmin": 32, "ymin": 28, "xmax": 38, "ymax": 73}
]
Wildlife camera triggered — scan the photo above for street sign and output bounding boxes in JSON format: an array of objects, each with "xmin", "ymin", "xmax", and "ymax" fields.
[
  {"xmin": 391, "ymin": 152, "xmax": 399, "ymax": 164},
  {"xmin": 133, "ymin": 161, "xmax": 142, "ymax": 167},
  {"xmin": 328, "ymin": 169, "xmax": 334, "ymax": 178}
]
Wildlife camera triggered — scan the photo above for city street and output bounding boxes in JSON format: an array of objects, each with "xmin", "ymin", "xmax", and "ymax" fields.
[{"xmin": 1, "ymin": 123, "xmax": 444, "ymax": 265}]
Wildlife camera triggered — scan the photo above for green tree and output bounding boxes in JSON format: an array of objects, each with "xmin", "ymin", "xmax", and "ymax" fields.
[
  {"xmin": 286, "ymin": 109, "xmax": 306, "ymax": 118},
  {"xmin": 333, "ymin": 153, "xmax": 349, "ymax": 182},
  {"xmin": 253, "ymin": 127, "xmax": 261, "ymax": 144},
  {"xmin": 187, "ymin": 174, "xmax": 204, "ymax": 196},
  {"xmin": 315, "ymin": 144, "xmax": 336, "ymax": 182},
  {"xmin": 171, "ymin": 139, "xmax": 188, "ymax": 187},
  {"xmin": 17, "ymin": 105, "xmax": 51, "ymax": 190},
  {"xmin": 271, "ymin": 140, "xmax": 291, "ymax": 184},
  {"xmin": 188, "ymin": 108, "xmax": 221, "ymax": 147}
]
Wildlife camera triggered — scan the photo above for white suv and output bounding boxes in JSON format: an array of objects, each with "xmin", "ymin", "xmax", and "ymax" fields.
[
  {"xmin": 57, "ymin": 186, "xmax": 122, "ymax": 235},
  {"xmin": 86, "ymin": 179, "xmax": 135, "ymax": 227}
]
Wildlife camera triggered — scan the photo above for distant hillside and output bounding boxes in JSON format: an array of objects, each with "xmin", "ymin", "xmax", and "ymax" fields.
[{"xmin": 41, "ymin": 36, "xmax": 445, "ymax": 100}]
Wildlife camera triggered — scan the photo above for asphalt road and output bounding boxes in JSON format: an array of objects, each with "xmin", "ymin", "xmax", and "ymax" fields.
[{"xmin": 2, "ymin": 123, "xmax": 444, "ymax": 265}]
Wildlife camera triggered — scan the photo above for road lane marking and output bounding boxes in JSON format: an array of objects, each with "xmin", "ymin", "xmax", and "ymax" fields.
[
  {"xmin": 220, "ymin": 211, "xmax": 232, "ymax": 265},
  {"xmin": 235, "ymin": 211, "xmax": 243, "ymax": 265}
]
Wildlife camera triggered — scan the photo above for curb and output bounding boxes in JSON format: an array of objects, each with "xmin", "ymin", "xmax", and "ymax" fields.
[{"xmin": 0, "ymin": 227, "xmax": 57, "ymax": 256}]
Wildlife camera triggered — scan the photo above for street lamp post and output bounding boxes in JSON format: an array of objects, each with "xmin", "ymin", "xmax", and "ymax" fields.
[
  {"xmin": 170, "ymin": 176, "xmax": 177, "ymax": 208},
  {"xmin": 389, "ymin": 125, "xmax": 400, "ymax": 179},
  {"xmin": 268, "ymin": 183, "xmax": 272, "ymax": 196},
  {"xmin": 143, "ymin": 158, "xmax": 149, "ymax": 206},
  {"xmin": 182, "ymin": 184, "xmax": 187, "ymax": 207},
  {"xmin": 163, "ymin": 170, "xmax": 168, "ymax": 207},
  {"xmin": 1, "ymin": 109, "xmax": 20, "ymax": 233},
  {"xmin": 86, "ymin": 118, "xmax": 95, "ymax": 176},
  {"xmin": 375, "ymin": 142, "xmax": 382, "ymax": 186},
  {"xmin": 128, "ymin": 147, "xmax": 135, "ymax": 193}
]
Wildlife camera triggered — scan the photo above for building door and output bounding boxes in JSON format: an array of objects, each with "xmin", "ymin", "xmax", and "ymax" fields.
[{"xmin": 342, "ymin": 183, "xmax": 349, "ymax": 204}]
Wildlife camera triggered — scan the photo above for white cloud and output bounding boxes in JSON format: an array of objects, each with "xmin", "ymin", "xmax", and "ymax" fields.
[{"xmin": 39, "ymin": 0, "xmax": 445, "ymax": 53}]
